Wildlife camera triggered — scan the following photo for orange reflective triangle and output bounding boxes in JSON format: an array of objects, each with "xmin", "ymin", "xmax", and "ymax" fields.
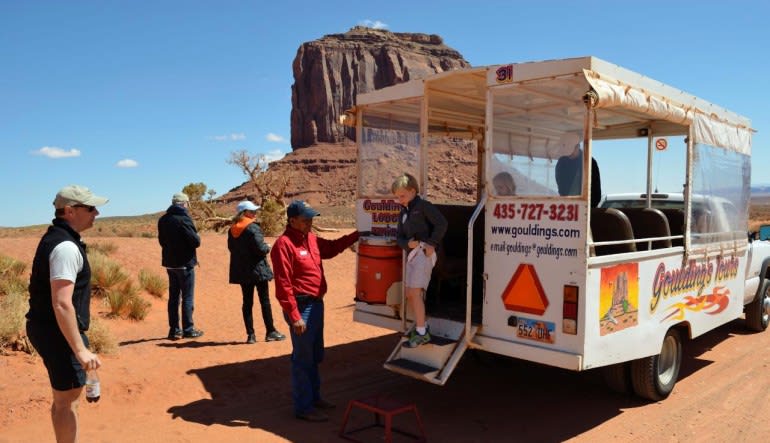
[{"xmin": 501, "ymin": 263, "xmax": 549, "ymax": 315}]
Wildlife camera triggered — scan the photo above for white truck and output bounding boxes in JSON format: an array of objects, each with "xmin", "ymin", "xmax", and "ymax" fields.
[{"xmin": 347, "ymin": 56, "xmax": 769, "ymax": 400}]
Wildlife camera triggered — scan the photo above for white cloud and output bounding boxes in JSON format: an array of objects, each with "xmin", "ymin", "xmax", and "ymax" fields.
[
  {"xmin": 116, "ymin": 159, "xmax": 139, "ymax": 168},
  {"xmin": 266, "ymin": 133, "xmax": 287, "ymax": 143},
  {"xmin": 210, "ymin": 133, "xmax": 246, "ymax": 141},
  {"xmin": 359, "ymin": 19, "xmax": 388, "ymax": 29},
  {"xmin": 263, "ymin": 149, "xmax": 287, "ymax": 163},
  {"xmin": 32, "ymin": 146, "xmax": 81, "ymax": 158}
]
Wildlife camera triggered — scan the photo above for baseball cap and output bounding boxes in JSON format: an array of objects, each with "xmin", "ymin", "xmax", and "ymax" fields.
[
  {"xmin": 172, "ymin": 192, "xmax": 189, "ymax": 203},
  {"xmin": 236, "ymin": 200, "xmax": 260, "ymax": 213},
  {"xmin": 286, "ymin": 200, "xmax": 320, "ymax": 218},
  {"xmin": 53, "ymin": 185, "xmax": 109, "ymax": 209}
]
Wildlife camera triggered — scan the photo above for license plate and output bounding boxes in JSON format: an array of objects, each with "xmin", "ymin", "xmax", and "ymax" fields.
[{"xmin": 516, "ymin": 317, "xmax": 555, "ymax": 344}]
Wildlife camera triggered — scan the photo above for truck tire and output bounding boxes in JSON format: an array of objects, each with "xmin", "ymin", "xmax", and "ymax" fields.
[
  {"xmin": 630, "ymin": 328, "xmax": 682, "ymax": 401},
  {"xmin": 602, "ymin": 362, "xmax": 632, "ymax": 394},
  {"xmin": 745, "ymin": 279, "xmax": 770, "ymax": 332}
]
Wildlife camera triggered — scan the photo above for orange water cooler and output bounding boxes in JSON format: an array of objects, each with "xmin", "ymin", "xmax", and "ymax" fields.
[{"xmin": 356, "ymin": 236, "xmax": 402, "ymax": 304}]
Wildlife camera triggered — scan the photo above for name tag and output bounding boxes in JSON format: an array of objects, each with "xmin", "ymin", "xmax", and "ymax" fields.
[{"xmin": 299, "ymin": 250, "xmax": 309, "ymax": 257}]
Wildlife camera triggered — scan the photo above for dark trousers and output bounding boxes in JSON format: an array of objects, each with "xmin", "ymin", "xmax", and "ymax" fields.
[
  {"xmin": 240, "ymin": 280, "xmax": 276, "ymax": 335},
  {"xmin": 285, "ymin": 299, "xmax": 324, "ymax": 415},
  {"xmin": 167, "ymin": 267, "xmax": 195, "ymax": 333}
]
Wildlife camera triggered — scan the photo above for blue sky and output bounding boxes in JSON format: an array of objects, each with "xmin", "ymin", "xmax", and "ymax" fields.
[{"xmin": 1, "ymin": 0, "xmax": 768, "ymax": 227}]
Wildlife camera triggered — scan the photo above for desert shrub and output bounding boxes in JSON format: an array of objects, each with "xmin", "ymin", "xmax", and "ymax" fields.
[
  {"xmin": 0, "ymin": 291, "xmax": 29, "ymax": 352},
  {"xmin": 138, "ymin": 269, "xmax": 167, "ymax": 298},
  {"xmin": 85, "ymin": 317, "xmax": 117, "ymax": 355},
  {"xmin": 259, "ymin": 198, "xmax": 286, "ymax": 236},
  {"xmin": 104, "ymin": 280, "xmax": 138, "ymax": 317},
  {"xmin": 88, "ymin": 241, "xmax": 117, "ymax": 256},
  {"xmin": 90, "ymin": 252, "xmax": 129, "ymax": 297},
  {"xmin": 0, "ymin": 254, "xmax": 26, "ymax": 280},
  {"xmin": 127, "ymin": 294, "xmax": 151, "ymax": 321},
  {"xmin": 0, "ymin": 254, "xmax": 29, "ymax": 353}
]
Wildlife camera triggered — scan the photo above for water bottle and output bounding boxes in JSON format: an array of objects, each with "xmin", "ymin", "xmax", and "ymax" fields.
[{"xmin": 85, "ymin": 369, "xmax": 101, "ymax": 403}]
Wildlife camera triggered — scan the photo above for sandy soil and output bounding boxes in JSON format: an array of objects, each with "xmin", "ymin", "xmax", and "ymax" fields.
[{"xmin": 2, "ymin": 232, "xmax": 770, "ymax": 442}]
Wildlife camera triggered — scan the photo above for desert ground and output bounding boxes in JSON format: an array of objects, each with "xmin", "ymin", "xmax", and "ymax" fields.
[{"xmin": 2, "ymin": 231, "xmax": 770, "ymax": 443}]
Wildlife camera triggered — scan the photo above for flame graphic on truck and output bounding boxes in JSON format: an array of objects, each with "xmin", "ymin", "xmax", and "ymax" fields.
[{"xmin": 660, "ymin": 286, "xmax": 730, "ymax": 322}]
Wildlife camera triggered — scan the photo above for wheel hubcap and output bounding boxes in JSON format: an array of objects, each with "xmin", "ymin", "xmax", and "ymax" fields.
[
  {"xmin": 658, "ymin": 335, "xmax": 678, "ymax": 385},
  {"xmin": 762, "ymin": 291, "xmax": 770, "ymax": 324}
]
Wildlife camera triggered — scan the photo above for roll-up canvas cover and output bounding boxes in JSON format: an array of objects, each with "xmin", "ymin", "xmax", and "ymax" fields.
[{"xmin": 583, "ymin": 67, "xmax": 752, "ymax": 155}]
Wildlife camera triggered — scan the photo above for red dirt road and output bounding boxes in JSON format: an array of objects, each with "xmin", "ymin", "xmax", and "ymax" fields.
[{"xmin": 2, "ymin": 232, "xmax": 770, "ymax": 442}]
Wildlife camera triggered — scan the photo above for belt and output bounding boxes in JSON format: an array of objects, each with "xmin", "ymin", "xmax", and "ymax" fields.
[{"xmin": 295, "ymin": 294, "xmax": 321, "ymax": 304}]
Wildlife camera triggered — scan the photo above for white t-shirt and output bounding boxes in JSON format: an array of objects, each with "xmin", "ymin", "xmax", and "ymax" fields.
[{"xmin": 49, "ymin": 241, "xmax": 83, "ymax": 283}]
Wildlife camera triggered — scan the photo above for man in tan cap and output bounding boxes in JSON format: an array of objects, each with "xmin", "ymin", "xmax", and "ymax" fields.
[
  {"xmin": 158, "ymin": 191, "xmax": 203, "ymax": 339},
  {"xmin": 26, "ymin": 184, "xmax": 108, "ymax": 442}
]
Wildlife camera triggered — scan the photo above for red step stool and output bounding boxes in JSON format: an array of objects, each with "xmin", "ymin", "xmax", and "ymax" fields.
[{"xmin": 339, "ymin": 395, "xmax": 426, "ymax": 442}]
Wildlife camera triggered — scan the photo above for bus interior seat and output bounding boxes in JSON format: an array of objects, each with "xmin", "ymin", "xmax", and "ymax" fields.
[
  {"xmin": 659, "ymin": 208, "xmax": 685, "ymax": 247},
  {"xmin": 590, "ymin": 208, "xmax": 637, "ymax": 256},
  {"xmin": 621, "ymin": 207, "xmax": 672, "ymax": 250}
]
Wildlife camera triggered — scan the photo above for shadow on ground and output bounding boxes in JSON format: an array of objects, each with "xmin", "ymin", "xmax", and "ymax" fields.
[{"xmin": 167, "ymin": 319, "xmax": 744, "ymax": 442}]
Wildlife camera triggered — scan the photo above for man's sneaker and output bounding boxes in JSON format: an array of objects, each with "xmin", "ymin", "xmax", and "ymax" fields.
[
  {"xmin": 265, "ymin": 330, "xmax": 286, "ymax": 342},
  {"xmin": 246, "ymin": 333, "xmax": 257, "ymax": 344},
  {"xmin": 314, "ymin": 399, "xmax": 336, "ymax": 410},
  {"xmin": 402, "ymin": 330, "xmax": 431, "ymax": 348},
  {"xmin": 167, "ymin": 329, "xmax": 182, "ymax": 340},
  {"xmin": 182, "ymin": 328, "xmax": 204, "ymax": 339},
  {"xmin": 295, "ymin": 409, "xmax": 329, "ymax": 422}
]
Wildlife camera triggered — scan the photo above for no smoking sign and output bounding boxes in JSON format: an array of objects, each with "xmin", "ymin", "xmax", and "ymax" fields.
[{"xmin": 655, "ymin": 138, "xmax": 668, "ymax": 151}]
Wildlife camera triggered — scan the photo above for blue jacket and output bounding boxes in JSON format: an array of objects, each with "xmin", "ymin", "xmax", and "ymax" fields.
[{"xmin": 158, "ymin": 204, "xmax": 200, "ymax": 268}]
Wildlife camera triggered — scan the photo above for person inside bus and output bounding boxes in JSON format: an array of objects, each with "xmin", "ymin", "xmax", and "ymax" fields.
[
  {"xmin": 555, "ymin": 133, "xmax": 602, "ymax": 207},
  {"xmin": 493, "ymin": 171, "xmax": 516, "ymax": 196},
  {"xmin": 392, "ymin": 173, "xmax": 448, "ymax": 348}
]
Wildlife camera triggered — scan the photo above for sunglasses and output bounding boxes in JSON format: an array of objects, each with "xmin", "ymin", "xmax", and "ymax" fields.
[{"xmin": 73, "ymin": 204, "xmax": 96, "ymax": 213}]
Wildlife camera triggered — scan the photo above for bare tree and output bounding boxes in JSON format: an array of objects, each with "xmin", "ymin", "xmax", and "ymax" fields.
[{"xmin": 227, "ymin": 150, "xmax": 290, "ymax": 207}]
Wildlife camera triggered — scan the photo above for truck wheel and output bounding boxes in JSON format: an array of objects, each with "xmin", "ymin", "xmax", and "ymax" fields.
[
  {"xmin": 745, "ymin": 279, "xmax": 770, "ymax": 332},
  {"xmin": 601, "ymin": 362, "xmax": 632, "ymax": 394},
  {"xmin": 630, "ymin": 328, "xmax": 682, "ymax": 401}
]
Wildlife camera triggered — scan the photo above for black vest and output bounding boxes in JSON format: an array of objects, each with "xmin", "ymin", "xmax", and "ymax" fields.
[{"xmin": 27, "ymin": 219, "xmax": 92, "ymax": 331}]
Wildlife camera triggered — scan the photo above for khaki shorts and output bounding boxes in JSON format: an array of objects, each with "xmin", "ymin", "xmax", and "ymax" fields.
[{"xmin": 405, "ymin": 244, "xmax": 437, "ymax": 289}]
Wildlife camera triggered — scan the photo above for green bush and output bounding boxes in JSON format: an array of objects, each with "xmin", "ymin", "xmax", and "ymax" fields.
[{"xmin": 138, "ymin": 269, "xmax": 167, "ymax": 298}]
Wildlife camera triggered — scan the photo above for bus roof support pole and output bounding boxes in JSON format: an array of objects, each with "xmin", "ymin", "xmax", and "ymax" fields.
[{"xmin": 466, "ymin": 194, "xmax": 487, "ymax": 345}]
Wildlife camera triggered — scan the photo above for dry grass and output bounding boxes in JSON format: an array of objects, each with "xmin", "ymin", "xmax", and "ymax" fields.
[
  {"xmin": 85, "ymin": 317, "xmax": 117, "ymax": 355},
  {"xmin": 104, "ymin": 280, "xmax": 139, "ymax": 318},
  {"xmin": 138, "ymin": 269, "xmax": 167, "ymax": 298},
  {"xmin": 88, "ymin": 241, "xmax": 118, "ymax": 256},
  {"xmin": 0, "ymin": 254, "xmax": 30, "ymax": 353},
  {"xmin": 127, "ymin": 294, "xmax": 151, "ymax": 321},
  {"xmin": 90, "ymin": 252, "xmax": 129, "ymax": 297}
]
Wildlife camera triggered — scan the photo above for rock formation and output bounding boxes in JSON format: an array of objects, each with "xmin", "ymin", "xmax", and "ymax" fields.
[{"xmin": 290, "ymin": 26, "xmax": 470, "ymax": 149}]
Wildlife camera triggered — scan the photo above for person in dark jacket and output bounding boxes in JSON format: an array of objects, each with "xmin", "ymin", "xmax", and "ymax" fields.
[
  {"xmin": 157, "ymin": 192, "xmax": 203, "ymax": 339},
  {"xmin": 228, "ymin": 200, "xmax": 286, "ymax": 344},
  {"xmin": 26, "ymin": 184, "xmax": 108, "ymax": 442},
  {"xmin": 393, "ymin": 173, "xmax": 448, "ymax": 348},
  {"xmin": 555, "ymin": 132, "xmax": 602, "ymax": 207}
]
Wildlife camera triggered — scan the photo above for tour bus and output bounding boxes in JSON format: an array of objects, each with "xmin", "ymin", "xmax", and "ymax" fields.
[{"xmin": 346, "ymin": 56, "xmax": 769, "ymax": 400}]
